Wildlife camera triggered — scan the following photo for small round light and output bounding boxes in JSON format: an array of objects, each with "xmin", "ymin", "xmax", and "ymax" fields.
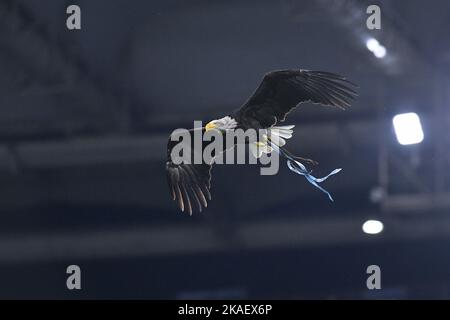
[
  {"xmin": 373, "ymin": 45, "xmax": 387, "ymax": 58},
  {"xmin": 366, "ymin": 38, "xmax": 379, "ymax": 51},
  {"xmin": 362, "ymin": 220, "xmax": 384, "ymax": 235}
]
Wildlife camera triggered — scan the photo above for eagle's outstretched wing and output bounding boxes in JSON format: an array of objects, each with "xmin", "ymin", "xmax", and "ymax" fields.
[
  {"xmin": 165, "ymin": 128, "xmax": 213, "ymax": 215},
  {"xmin": 166, "ymin": 161, "xmax": 212, "ymax": 215},
  {"xmin": 234, "ymin": 70, "xmax": 358, "ymax": 128}
]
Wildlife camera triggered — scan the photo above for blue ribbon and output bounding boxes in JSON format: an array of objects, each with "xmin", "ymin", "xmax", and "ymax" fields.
[
  {"xmin": 287, "ymin": 159, "xmax": 341, "ymax": 202},
  {"xmin": 270, "ymin": 143, "xmax": 341, "ymax": 202}
]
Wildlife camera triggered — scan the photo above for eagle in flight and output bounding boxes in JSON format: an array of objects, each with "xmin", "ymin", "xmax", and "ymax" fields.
[{"xmin": 166, "ymin": 70, "xmax": 357, "ymax": 214}]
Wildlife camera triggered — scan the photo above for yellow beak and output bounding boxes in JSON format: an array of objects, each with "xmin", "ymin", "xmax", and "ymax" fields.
[{"xmin": 205, "ymin": 122, "xmax": 217, "ymax": 131}]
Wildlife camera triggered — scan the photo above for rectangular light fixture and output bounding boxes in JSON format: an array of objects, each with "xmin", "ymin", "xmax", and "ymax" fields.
[{"xmin": 392, "ymin": 112, "xmax": 424, "ymax": 145}]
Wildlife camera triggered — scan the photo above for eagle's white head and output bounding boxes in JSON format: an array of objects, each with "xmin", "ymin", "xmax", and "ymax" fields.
[{"xmin": 205, "ymin": 116, "xmax": 238, "ymax": 132}]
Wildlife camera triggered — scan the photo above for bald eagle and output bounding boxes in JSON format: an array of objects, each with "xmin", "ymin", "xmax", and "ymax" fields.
[{"xmin": 166, "ymin": 70, "xmax": 357, "ymax": 214}]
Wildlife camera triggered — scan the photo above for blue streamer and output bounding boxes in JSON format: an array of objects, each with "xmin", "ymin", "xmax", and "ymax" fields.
[
  {"xmin": 271, "ymin": 143, "xmax": 342, "ymax": 202},
  {"xmin": 287, "ymin": 160, "xmax": 341, "ymax": 202}
]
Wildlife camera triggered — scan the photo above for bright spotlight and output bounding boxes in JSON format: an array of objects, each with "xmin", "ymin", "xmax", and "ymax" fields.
[
  {"xmin": 362, "ymin": 220, "xmax": 384, "ymax": 235},
  {"xmin": 366, "ymin": 38, "xmax": 379, "ymax": 51},
  {"xmin": 392, "ymin": 112, "xmax": 424, "ymax": 145},
  {"xmin": 373, "ymin": 45, "xmax": 386, "ymax": 58},
  {"xmin": 366, "ymin": 37, "xmax": 387, "ymax": 59}
]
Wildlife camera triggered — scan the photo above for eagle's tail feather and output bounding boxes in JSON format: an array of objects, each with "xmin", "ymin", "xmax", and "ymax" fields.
[
  {"xmin": 249, "ymin": 125, "xmax": 294, "ymax": 159},
  {"xmin": 266, "ymin": 125, "xmax": 294, "ymax": 147}
]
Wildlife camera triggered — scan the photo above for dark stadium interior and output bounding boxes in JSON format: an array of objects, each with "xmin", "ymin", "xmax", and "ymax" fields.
[{"xmin": 1, "ymin": 0, "xmax": 450, "ymax": 298}]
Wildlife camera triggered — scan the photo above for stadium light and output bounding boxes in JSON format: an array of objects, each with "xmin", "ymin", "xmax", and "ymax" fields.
[
  {"xmin": 366, "ymin": 38, "xmax": 379, "ymax": 51},
  {"xmin": 362, "ymin": 220, "xmax": 384, "ymax": 235},
  {"xmin": 365, "ymin": 37, "xmax": 387, "ymax": 59},
  {"xmin": 392, "ymin": 112, "xmax": 424, "ymax": 145},
  {"xmin": 373, "ymin": 45, "xmax": 386, "ymax": 58}
]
